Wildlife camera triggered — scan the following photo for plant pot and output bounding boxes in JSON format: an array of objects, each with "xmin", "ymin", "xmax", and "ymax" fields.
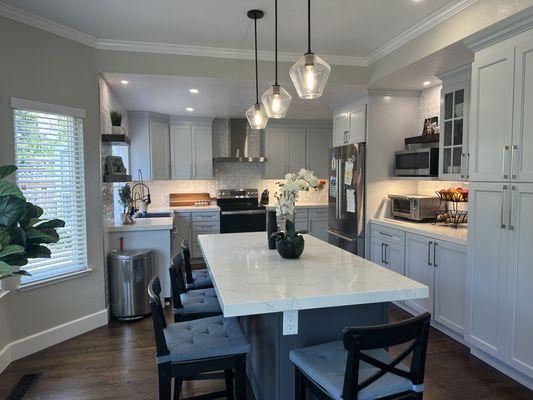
[{"xmin": 275, "ymin": 236, "xmax": 305, "ymax": 259}]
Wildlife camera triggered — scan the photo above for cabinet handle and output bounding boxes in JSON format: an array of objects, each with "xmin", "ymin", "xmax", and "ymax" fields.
[
  {"xmin": 381, "ymin": 243, "xmax": 385, "ymax": 263},
  {"xmin": 460, "ymin": 153, "xmax": 466, "ymax": 179},
  {"xmin": 501, "ymin": 185, "xmax": 508, "ymax": 229},
  {"xmin": 502, "ymin": 146, "xmax": 510, "ymax": 179},
  {"xmin": 466, "ymin": 153, "xmax": 470, "ymax": 179},
  {"xmin": 509, "ymin": 186, "xmax": 516, "ymax": 231},
  {"xmin": 384, "ymin": 244, "xmax": 389, "ymax": 265},
  {"xmin": 433, "ymin": 242, "xmax": 438, "ymax": 268},
  {"xmin": 427, "ymin": 241, "xmax": 433, "ymax": 266},
  {"xmin": 511, "ymin": 145, "xmax": 519, "ymax": 180}
]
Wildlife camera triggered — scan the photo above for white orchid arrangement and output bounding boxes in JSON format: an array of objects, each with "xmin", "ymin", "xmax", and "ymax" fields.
[{"xmin": 274, "ymin": 169, "xmax": 323, "ymax": 219}]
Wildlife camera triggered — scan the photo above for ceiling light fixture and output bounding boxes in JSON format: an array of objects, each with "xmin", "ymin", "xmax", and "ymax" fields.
[
  {"xmin": 423, "ymin": 81, "xmax": 431, "ymax": 86},
  {"xmin": 261, "ymin": 0, "xmax": 292, "ymax": 119},
  {"xmin": 289, "ymin": 0, "xmax": 330, "ymax": 99},
  {"xmin": 186, "ymin": 107, "xmax": 194, "ymax": 112},
  {"xmin": 189, "ymin": 88, "xmax": 199, "ymax": 94},
  {"xmin": 245, "ymin": 10, "xmax": 269, "ymax": 130},
  {"xmin": 120, "ymin": 80, "xmax": 129, "ymax": 85}
]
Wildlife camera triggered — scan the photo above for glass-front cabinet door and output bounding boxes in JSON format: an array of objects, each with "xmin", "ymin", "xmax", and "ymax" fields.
[{"xmin": 439, "ymin": 79, "xmax": 470, "ymax": 180}]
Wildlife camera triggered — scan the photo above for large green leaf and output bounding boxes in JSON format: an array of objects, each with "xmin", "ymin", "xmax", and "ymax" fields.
[
  {"xmin": 1, "ymin": 253, "xmax": 28, "ymax": 266},
  {"xmin": 0, "ymin": 260, "xmax": 14, "ymax": 279},
  {"xmin": 0, "ymin": 181, "xmax": 24, "ymax": 199},
  {"xmin": 0, "ymin": 244, "xmax": 25, "ymax": 259},
  {"xmin": 34, "ymin": 219, "xmax": 65, "ymax": 230},
  {"xmin": 0, "ymin": 165, "xmax": 17, "ymax": 180},
  {"xmin": 26, "ymin": 228, "xmax": 59, "ymax": 244},
  {"xmin": 20, "ymin": 203, "xmax": 43, "ymax": 229},
  {"xmin": 0, "ymin": 195, "xmax": 26, "ymax": 227},
  {"xmin": 10, "ymin": 226, "xmax": 26, "ymax": 248},
  {"xmin": 26, "ymin": 245, "xmax": 51, "ymax": 258},
  {"xmin": 0, "ymin": 227, "xmax": 10, "ymax": 249}
]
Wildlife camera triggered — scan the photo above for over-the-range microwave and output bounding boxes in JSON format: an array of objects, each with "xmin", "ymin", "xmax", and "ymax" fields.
[{"xmin": 394, "ymin": 148, "xmax": 439, "ymax": 177}]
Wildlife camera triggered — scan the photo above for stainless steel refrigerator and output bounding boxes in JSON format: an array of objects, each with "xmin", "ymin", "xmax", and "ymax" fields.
[{"xmin": 328, "ymin": 143, "xmax": 366, "ymax": 256}]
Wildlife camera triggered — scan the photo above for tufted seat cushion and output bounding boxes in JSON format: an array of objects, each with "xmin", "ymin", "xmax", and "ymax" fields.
[
  {"xmin": 290, "ymin": 341, "xmax": 414, "ymax": 400},
  {"xmin": 186, "ymin": 269, "xmax": 213, "ymax": 290},
  {"xmin": 178, "ymin": 288, "xmax": 221, "ymax": 315},
  {"xmin": 163, "ymin": 316, "xmax": 251, "ymax": 362}
]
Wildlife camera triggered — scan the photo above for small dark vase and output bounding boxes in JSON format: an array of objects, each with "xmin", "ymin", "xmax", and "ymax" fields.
[
  {"xmin": 266, "ymin": 211, "xmax": 278, "ymax": 250},
  {"xmin": 275, "ymin": 237, "xmax": 305, "ymax": 259}
]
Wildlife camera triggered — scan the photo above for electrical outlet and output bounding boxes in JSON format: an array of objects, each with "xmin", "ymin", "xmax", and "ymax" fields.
[{"xmin": 283, "ymin": 310, "xmax": 298, "ymax": 335}]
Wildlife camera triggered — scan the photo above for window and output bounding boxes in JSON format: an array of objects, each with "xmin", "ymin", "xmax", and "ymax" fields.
[{"xmin": 12, "ymin": 98, "xmax": 88, "ymax": 284}]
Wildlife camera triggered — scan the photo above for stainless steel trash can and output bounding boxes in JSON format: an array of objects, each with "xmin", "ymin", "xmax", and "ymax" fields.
[{"xmin": 109, "ymin": 249, "xmax": 155, "ymax": 321}]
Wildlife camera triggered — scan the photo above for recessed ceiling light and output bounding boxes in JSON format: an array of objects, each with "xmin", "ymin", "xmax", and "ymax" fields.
[
  {"xmin": 189, "ymin": 88, "xmax": 199, "ymax": 94},
  {"xmin": 186, "ymin": 107, "xmax": 194, "ymax": 112},
  {"xmin": 120, "ymin": 80, "xmax": 129, "ymax": 85},
  {"xmin": 423, "ymin": 81, "xmax": 431, "ymax": 86}
]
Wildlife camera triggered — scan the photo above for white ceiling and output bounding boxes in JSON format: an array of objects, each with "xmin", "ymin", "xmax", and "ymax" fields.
[
  {"xmin": 2, "ymin": 0, "xmax": 458, "ymax": 61},
  {"xmin": 103, "ymin": 73, "xmax": 363, "ymax": 120}
]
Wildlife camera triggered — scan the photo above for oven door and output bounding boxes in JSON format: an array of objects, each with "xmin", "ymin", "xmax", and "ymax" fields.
[
  {"xmin": 220, "ymin": 209, "xmax": 266, "ymax": 233},
  {"xmin": 394, "ymin": 149, "xmax": 430, "ymax": 176}
]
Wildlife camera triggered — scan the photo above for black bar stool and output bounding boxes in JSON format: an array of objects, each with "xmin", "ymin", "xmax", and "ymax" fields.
[
  {"xmin": 290, "ymin": 312, "xmax": 431, "ymax": 400},
  {"xmin": 181, "ymin": 240, "xmax": 213, "ymax": 290},
  {"xmin": 169, "ymin": 252, "xmax": 221, "ymax": 323},
  {"xmin": 148, "ymin": 276, "xmax": 250, "ymax": 400}
]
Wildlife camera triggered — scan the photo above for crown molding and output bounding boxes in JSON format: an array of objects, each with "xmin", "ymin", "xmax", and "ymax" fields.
[
  {"xmin": 0, "ymin": 2, "xmax": 97, "ymax": 47},
  {"xmin": 365, "ymin": 0, "xmax": 478, "ymax": 65},
  {"xmin": 0, "ymin": 0, "xmax": 477, "ymax": 67}
]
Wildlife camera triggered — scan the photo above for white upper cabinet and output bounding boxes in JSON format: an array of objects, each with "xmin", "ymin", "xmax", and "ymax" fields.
[
  {"xmin": 149, "ymin": 120, "xmax": 171, "ymax": 180},
  {"xmin": 469, "ymin": 47, "xmax": 515, "ymax": 182},
  {"xmin": 287, "ymin": 128, "xmax": 307, "ymax": 174},
  {"xmin": 170, "ymin": 123, "xmax": 212, "ymax": 180},
  {"xmin": 333, "ymin": 114, "xmax": 349, "ymax": 147},
  {"xmin": 306, "ymin": 128, "xmax": 332, "ymax": 178},
  {"xmin": 264, "ymin": 128, "xmax": 288, "ymax": 178},
  {"xmin": 333, "ymin": 104, "xmax": 367, "ymax": 146},
  {"xmin": 512, "ymin": 39, "xmax": 533, "ymax": 183}
]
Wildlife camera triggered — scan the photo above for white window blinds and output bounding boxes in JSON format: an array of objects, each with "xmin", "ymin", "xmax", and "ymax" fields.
[{"xmin": 13, "ymin": 99, "xmax": 88, "ymax": 284}]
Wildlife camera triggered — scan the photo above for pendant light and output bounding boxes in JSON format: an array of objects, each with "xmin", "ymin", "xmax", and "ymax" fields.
[
  {"xmin": 246, "ymin": 10, "xmax": 269, "ymax": 130},
  {"xmin": 261, "ymin": 0, "xmax": 292, "ymax": 118},
  {"xmin": 289, "ymin": 0, "xmax": 331, "ymax": 99}
]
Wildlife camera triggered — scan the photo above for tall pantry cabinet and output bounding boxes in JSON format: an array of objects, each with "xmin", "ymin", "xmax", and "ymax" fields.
[{"xmin": 467, "ymin": 23, "xmax": 533, "ymax": 386}]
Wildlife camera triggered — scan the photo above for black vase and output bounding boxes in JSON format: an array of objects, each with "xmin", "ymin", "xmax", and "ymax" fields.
[
  {"xmin": 266, "ymin": 211, "xmax": 278, "ymax": 249},
  {"xmin": 275, "ymin": 237, "xmax": 305, "ymax": 259}
]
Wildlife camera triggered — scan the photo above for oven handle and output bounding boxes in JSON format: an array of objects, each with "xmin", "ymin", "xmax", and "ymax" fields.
[{"xmin": 221, "ymin": 210, "xmax": 266, "ymax": 216}]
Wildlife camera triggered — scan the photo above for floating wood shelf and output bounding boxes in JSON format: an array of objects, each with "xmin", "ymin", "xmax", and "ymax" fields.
[
  {"xmin": 169, "ymin": 193, "xmax": 214, "ymax": 207},
  {"xmin": 103, "ymin": 174, "xmax": 132, "ymax": 183},
  {"xmin": 101, "ymin": 134, "xmax": 130, "ymax": 146}
]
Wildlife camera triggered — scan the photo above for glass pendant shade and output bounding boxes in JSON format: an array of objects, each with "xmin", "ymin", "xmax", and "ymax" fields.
[
  {"xmin": 289, "ymin": 52, "xmax": 331, "ymax": 99},
  {"xmin": 261, "ymin": 85, "xmax": 292, "ymax": 118},
  {"xmin": 246, "ymin": 102, "xmax": 269, "ymax": 130}
]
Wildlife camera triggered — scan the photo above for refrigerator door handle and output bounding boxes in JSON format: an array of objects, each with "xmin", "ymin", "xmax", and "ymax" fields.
[{"xmin": 327, "ymin": 229, "xmax": 357, "ymax": 242}]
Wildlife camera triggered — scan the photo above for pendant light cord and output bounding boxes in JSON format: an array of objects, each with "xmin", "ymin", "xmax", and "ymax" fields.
[
  {"xmin": 275, "ymin": 0, "xmax": 278, "ymax": 85},
  {"xmin": 307, "ymin": 0, "xmax": 311, "ymax": 54},
  {"xmin": 254, "ymin": 16, "xmax": 259, "ymax": 103}
]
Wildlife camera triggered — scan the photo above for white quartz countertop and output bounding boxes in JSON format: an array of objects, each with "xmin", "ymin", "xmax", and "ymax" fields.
[
  {"xmin": 265, "ymin": 202, "xmax": 328, "ymax": 210},
  {"xmin": 148, "ymin": 205, "xmax": 220, "ymax": 213},
  {"xmin": 198, "ymin": 232, "xmax": 428, "ymax": 317},
  {"xmin": 370, "ymin": 217, "xmax": 468, "ymax": 246},
  {"xmin": 105, "ymin": 217, "xmax": 173, "ymax": 233}
]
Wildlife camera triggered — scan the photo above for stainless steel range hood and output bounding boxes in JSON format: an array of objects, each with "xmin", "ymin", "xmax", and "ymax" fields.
[{"xmin": 213, "ymin": 118, "xmax": 267, "ymax": 163}]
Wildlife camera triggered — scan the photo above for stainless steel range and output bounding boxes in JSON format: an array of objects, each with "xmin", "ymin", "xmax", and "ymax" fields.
[{"xmin": 217, "ymin": 189, "xmax": 266, "ymax": 233}]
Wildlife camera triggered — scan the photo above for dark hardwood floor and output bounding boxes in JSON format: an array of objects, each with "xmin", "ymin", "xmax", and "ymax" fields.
[{"xmin": 0, "ymin": 306, "xmax": 530, "ymax": 399}]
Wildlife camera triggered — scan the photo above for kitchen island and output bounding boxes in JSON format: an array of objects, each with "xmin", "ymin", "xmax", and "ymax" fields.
[{"xmin": 198, "ymin": 232, "xmax": 428, "ymax": 400}]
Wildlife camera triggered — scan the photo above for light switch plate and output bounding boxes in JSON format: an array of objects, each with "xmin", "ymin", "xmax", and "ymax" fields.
[{"xmin": 282, "ymin": 310, "xmax": 298, "ymax": 335}]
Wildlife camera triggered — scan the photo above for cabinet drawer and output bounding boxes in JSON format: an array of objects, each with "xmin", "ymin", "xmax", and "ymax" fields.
[
  {"xmin": 192, "ymin": 211, "xmax": 220, "ymax": 222},
  {"xmin": 309, "ymin": 208, "xmax": 328, "ymax": 220},
  {"xmin": 295, "ymin": 209, "xmax": 309, "ymax": 219},
  {"xmin": 371, "ymin": 224, "xmax": 405, "ymax": 246},
  {"xmin": 192, "ymin": 221, "xmax": 220, "ymax": 234}
]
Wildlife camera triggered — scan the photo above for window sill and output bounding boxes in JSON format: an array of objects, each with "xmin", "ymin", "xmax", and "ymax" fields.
[
  {"xmin": 0, "ymin": 290, "xmax": 9, "ymax": 301},
  {"xmin": 17, "ymin": 268, "xmax": 93, "ymax": 293}
]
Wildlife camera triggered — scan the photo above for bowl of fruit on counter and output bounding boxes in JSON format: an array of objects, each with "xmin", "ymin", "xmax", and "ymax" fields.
[{"xmin": 435, "ymin": 187, "xmax": 469, "ymax": 227}]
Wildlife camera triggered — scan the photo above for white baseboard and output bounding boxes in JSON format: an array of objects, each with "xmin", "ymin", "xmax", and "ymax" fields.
[{"xmin": 0, "ymin": 308, "xmax": 108, "ymax": 374}]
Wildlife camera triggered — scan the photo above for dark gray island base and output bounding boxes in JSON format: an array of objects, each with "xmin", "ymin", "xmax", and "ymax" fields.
[{"xmin": 241, "ymin": 302, "xmax": 389, "ymax": 400}]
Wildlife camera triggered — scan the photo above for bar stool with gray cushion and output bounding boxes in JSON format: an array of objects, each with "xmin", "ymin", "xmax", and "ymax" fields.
[
  {"xmin": 181, "ymin": 240, "xmax": 213, "ymax": 290},
  {"xmin": 289, "ymin": 312, "xmax": 431, "ymax": 400},
  {"xmin": 169, "ymin": 252, "xmax": 221, "ymax": 323},
  {"xmin": 148, "ymin": 276, "xmax": 250, "ymax": 400}
]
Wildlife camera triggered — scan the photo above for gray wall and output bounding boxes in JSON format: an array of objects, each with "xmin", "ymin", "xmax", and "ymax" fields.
[{"xmin": 0, "ymin": 16, "xmax": 106, "ymax": 344}]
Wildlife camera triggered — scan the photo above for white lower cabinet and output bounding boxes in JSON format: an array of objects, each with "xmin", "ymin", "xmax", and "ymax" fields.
[
  {"xmin": 172, "ymin": 211, "xmax": 220, "ymax": 260},
  {"xmin": 370, "ymin": 225, "xmax": 405, "ymax": 276},
  {"xmin": 275, "ymin": 207, "xmax": 329, "ymax": 241},
  {"xmin": 405, "ymin": 233, "xmax": 434, "ymax": 315}
]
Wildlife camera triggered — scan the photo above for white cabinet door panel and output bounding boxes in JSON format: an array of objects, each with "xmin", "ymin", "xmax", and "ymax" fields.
[
  {"xmin": 386, "ymin": 243, "xmax": 405, "ymax": 277},
  {"xmin": 506, "ymin": 183, "xmax": 533, "ymax": 377},
  {"xmin": 193, "ymin": 126, "xmax": 212, "ymax": 179},
  {"xmin": 467, "ymin": 182, "xmax": 509, "ymax": 360},
  {"xmin": 309, "ymin": 218, "xmax": 328, "ymax": 242},
  {"xmin": 512, "ymin": 41, "xmax": 533, "ymax": 183},
  {"xmin": 170, "ymin": 125, "xmax": 193, "ymax": 179},
  {"xmin": 288, "ymin": 128, "xmax": 307, "ymax": 174},
  {"xmin": 150, "ymin": 121, "xmax": 170, "ymax": 180},
  {"xmin": 469, "ymin": 48, "xmax": 515, "ymax": 182},
  {"xmin": 307, "ymin": 128, "xmax": 332, "ymax": 178},
  {"xmin": 405, "ymin": 233, "xmax": 433, "ymax": 315},
  {"xmin": 370, "ymin": 237, "xmax": 386, "ymax": 267},
  {"xmin": 333, "ymin": 114, "xmax": 348, "ymax": 146},
  {"xmin": 348, "ymin": 106, "xmax": 366, "ymax": 144},
  {"xmin": 264, "ymin": 128, "xmax": 288, "ymax": 179},
  {"xmin": 434, "ymin": 240, "xmax": 467, "ymax": 335}
]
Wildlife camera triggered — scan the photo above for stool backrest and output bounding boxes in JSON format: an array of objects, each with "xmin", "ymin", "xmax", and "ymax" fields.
[
  {"xmin": 147, "ymin": 276, "xmax": 169, "ymax": 358},
  {"xmin": 169, "ymin": 252, "xmax": 187, "ymax": 310},
  {"xmin": 341, "ymin": 312, "xmax": 431, "ymax": 400},
  {"xmin": 181, "ymin": 239, "xmax": 194, "ymax": 284}
]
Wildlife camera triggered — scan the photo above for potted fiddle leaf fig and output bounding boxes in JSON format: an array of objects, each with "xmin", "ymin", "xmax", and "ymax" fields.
[
  {"xmin": 0, "ymin": 165, "xmax": 65, "ymax": 280},
  {"xmin": 118, "ymin": 183, "xmax": 134, "ymax": 225}
]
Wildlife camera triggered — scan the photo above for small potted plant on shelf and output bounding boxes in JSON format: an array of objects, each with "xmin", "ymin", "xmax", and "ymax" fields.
[
  {"xmin": 118, "ymin": 183, "xmax": 134, "ymax": 225},
  {"xmin": 0, "ymin": 165, "xmax": 65, "ymax": 282},
  {"xmin": 270, "ymin": 169, "xmax": 324, "ymax": 259},
  {"xmin": 110, "ymin": 111, "xmax": 123, "ymax": 134}
]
